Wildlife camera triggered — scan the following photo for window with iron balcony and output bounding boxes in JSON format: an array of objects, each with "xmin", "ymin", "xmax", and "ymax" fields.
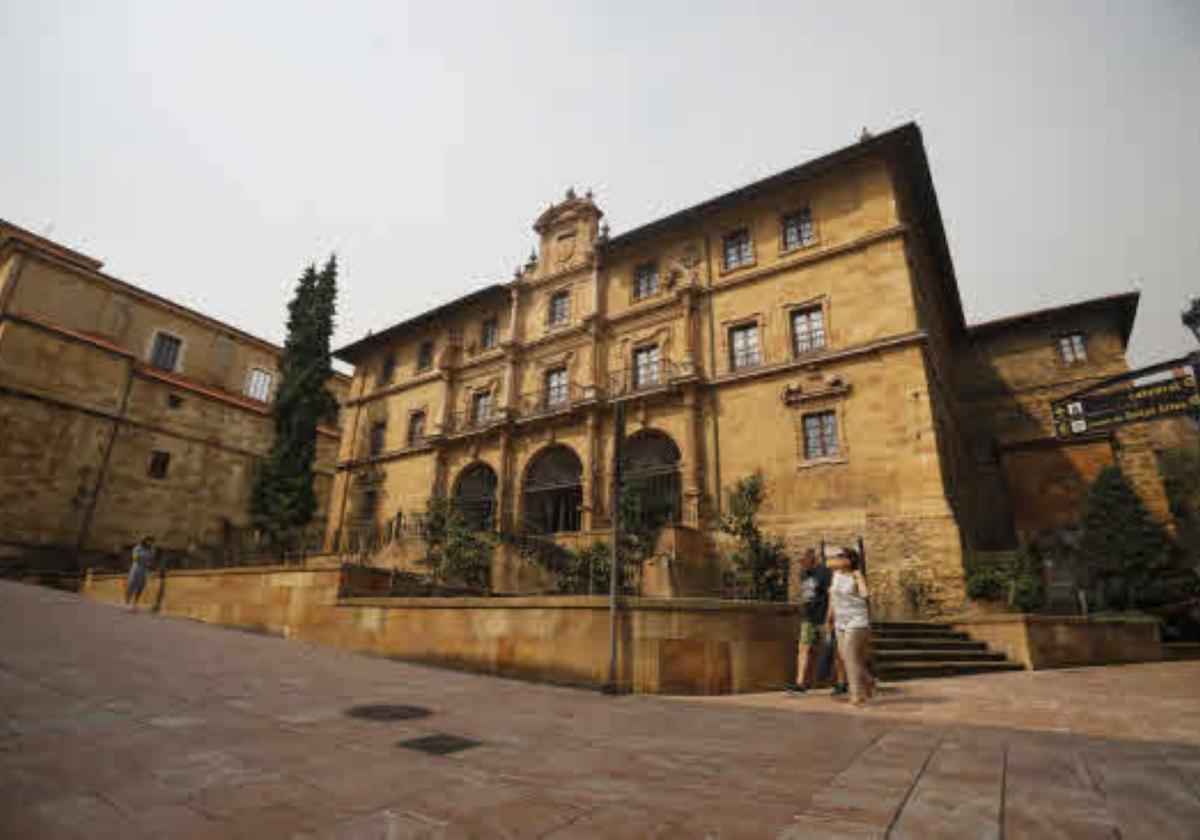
[
  {"xmin": 481, "ymin": 318, "xmax": 499, "ymax": 350},
  {"xmin": 544, "ymin": 368, "xmax": 569, "ymax": 407},
  {"xmin": 407, "ymin": 411, "xmax": 426, "ymax": 445},
  {"xmin": 471, "ymin": 390, "xmax": 493, "ymax": 424},
  {"xmin": 417, "ymin": 341, "xmax": 435, "ymax": 372},
  {"xmin": 791, "ymin": 305, "xmax": 826, "ymax": 357},
  {"xmin": 633, "ymin": 262, "xmax": 659, "ymax": 301},
  {"xmin": 548, "ymin": 290, "xmax": 570, "ymax": 326},
  {"xmin": 1058, "ymin": 333, "xmax": 1087, "ymax": 365},
  {"xmin": 802, "ymin": 410, "xmax": 839, "ymax": 460},
  {"xmin": 782, "ymin": 208, "xmax": 816, "ymax": 252},
  {"xmin": 722, "ymin": 228, "xmax": 753, "ymax": 271},
  {"xmin": 369, "ymin": 421, "xmax": 387, "ymax": 456},
  {"xmin": 729, "ymin": 323, "xmax": 761, "ymax": 370},
  {"xmin": 633, "ymin": 345, "xmax": 660, "ymax": 388}
]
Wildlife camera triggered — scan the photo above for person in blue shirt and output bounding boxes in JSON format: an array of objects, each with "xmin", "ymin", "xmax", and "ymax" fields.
[{"xmin": 786, "ymin": 548, "xmax": 831, "ymax": 692}]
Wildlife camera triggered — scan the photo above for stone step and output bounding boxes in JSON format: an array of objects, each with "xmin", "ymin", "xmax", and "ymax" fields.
[
  {"xmin": 1163, "ymin": 642, "xmax": 1200, "ymax": 661},
  {"xmin": 871, "ymin": 628, "xmax": 972, "ymax": 641},
  {"xmin": 872, "ymin": 648, "xmax": 1008, "ymax": 663},
  {"xmin": 871, "ymin": 621, "xmax": 953, "ymax": 632},
  {"xmin": 875, "ymin": 660, "xmax": 1024, "ymax": 681},
  {"xmin": 872, "ymin": 638, "xmax": 987, "ymax": 652}
]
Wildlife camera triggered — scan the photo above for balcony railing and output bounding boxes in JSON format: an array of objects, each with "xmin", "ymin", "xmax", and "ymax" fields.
[
  {"xmin": 608, "ymin": 358, "xmax": 680, "ymax": 397},
  {"xmin": 517, "ymin": 382, "xmax": 592, "ymax": 419},
  {"xmin": 446, "ymin": 408, "xmax": 506, "ymax": 434}
]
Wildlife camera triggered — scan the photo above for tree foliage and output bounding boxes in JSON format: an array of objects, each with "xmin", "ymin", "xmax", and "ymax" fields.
[
  {"xmin": 420, "ymin": 496, "xmax": 492, "ymax": 591},
  {"xmin": 250, "ymin": 256, "xmax": 339, "ymax": 548},
  {"xmin": 1078, "ymin": 464, "xmax": 1169, "ymax": 608},
  {"xmin": 720, "ymin": 472, "xmax": 789, "ymax": 601},
  {"xmin": 964, "ymin": 549, "xmax": 1045, "ymax": 612}
]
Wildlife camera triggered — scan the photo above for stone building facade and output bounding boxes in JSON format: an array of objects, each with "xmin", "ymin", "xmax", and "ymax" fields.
[
  {"xmin": 329, "ymin": 124, "xmax": 1177, "ymax": 615},
  {"xmin": 0, "ymin": 220, "xmax": 348, "ymax": 567}
]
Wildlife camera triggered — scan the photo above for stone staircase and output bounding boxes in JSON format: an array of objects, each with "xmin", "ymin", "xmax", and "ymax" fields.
[{"xmin": 871, "ymin": 621, "xmax": 1023, "ymax": 681}]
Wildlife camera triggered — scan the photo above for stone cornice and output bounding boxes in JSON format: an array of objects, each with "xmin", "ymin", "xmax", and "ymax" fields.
[
  {"xmin": 709, "ymin": 225, "xmax": 907, "ymax": 296},
  {"xmin": 518, "ymin": 258, "xmax": 596, "ymax": 290},
  {"xmin": 712, "ymin": 330, "xmax": 928, "ymax": 387},
  {"xmin": 346, "ymin": 370, "xmax": 444, "ymax": 408}
]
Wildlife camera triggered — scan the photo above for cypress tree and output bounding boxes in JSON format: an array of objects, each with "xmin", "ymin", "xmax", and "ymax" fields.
[
  {"xmin": 251, "ymin": 256, "xmax": 339, "ymax": 549},
  {"xmin": 1078, "ymin": 464, "xmax": 1168, "ymax": 608}
]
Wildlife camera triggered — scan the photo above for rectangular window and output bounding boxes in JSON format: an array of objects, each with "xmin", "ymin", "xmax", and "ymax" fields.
[
  {"xmin": 149, "ymin": 332, "xmax": 182, "ymax": 371},
  {"xmin": 729, "ymin": 323, "xmax": 761, "ymax": 370},
  {"xmin": 471, "ymin": 390, "xmax": 492, "ymax": 424},
  {"xmin": 407, "ymin": 411, "xmax": 426, "ymax": 445},
  {"xmin": 369, "ymin": 421, "xmax": 387, "ymax": 456},
  {"xmin": 549, "ymin": 290, "xmax": 570, "ymax": 326},
  {"xmin": 147, "ymin": 451, "xmax": 171, "ymax": 479},
  {"xmin": 544, "ymin": 367, "xmax": 569, "ymax": 407},
  {"xmin": 802, "ymin": 411, "xmax": 839, "ymax": 460},
  {"xmin": 1059, "ymin": 333, "xmax": 1087, "ymax": 364},
  {"xmin": 633, "ymin": 345, "xmax": 660, "ymax": 388},
  {"xmin": 633, "ymin": 262, "xmax": 659, "ymax": 300},
  {"xmin": 481, "ymin": 318, "xmax": 499, "ymax": 350},
  {"xmin": 791, "ymin": 306, "xmax": 827, "ymax": 356},
  {"xmin": 244, "ymin": 368, "xmax": 273, "ymax": 402},
  {"xmin": 782, "ymin": 208, "xmax": 816, "ymax": 251},
  {"xmin": 361, "ymin": 489, "xmax": 379, "ymax": 522},
  {"xmin": 722, "ymin": 228, "xmax": 753, "ymax": 270},
  {"xmin": 380, "ymin": 353, "xmax": 397, "ymax": 385},
  {"xmin": 417, "ymin": 341, "xmax": 434, "ymax": 372}
]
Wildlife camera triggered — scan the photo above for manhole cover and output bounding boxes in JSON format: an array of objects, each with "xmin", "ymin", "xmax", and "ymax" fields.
[
  {"xmin": 345, "ymin": 704, "xmax": 431, "ymax": 721},
  {"xmin": 398, "ymin": 733, "xmax": 482, "ymax": 756}
]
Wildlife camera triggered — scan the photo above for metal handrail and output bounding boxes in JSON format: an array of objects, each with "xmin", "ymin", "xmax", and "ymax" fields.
[{"xmin": 517, "ymin": 381, "xmax": 589, "ymax": 418}]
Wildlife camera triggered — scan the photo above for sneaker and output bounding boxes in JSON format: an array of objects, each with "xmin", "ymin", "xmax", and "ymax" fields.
[
  {"xmin": 831, "ymin": 683, "xmax": 849, "ymax": 696},
  {"xmin": 784, "ymin": 682, "xmax": 808, "ymax": 694}
]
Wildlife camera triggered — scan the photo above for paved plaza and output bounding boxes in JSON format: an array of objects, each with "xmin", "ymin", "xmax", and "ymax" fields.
[{"xmin": 1, "ymin": 581, "xmax": 1199, "ymax": 838}]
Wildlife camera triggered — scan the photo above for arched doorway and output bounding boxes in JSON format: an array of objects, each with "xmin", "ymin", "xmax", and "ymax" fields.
[
  {"xmin": 452, "ymin": 463, "xmax": 498, "ymax": 531},
  {"xmin": 622, "ymin": 430, "xmax": 682, "ymax": 528},
  {"xmin": 522, "ymin": 445, "xmax": 583, "ymax": 533}
]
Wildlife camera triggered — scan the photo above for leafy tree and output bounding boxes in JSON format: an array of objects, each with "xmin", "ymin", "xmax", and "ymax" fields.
[
  {"xmin": 420, "ymin": 496, "xmax": 492, "ymax": 591},
  {"xmin": 963, "ymin": 549, "xmax": 1045, "ymax": 612},
  {"xmin": 1078, "ymin": 464, "xmax": 1169, "ymax": 608},
  {"xmin": 1160, "ymin": 440, "xmax": 1200, "ymax": 568},
  {"xmin": 251, "ymin": 256, "xmax": 339, "ymax": 549},
  {"xmin": 720, "ymin": 472, "xmax": 789, "ymax": 601}
]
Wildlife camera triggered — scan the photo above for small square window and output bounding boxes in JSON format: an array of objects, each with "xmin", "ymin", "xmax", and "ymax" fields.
[
  {"xmin": 548, "ymin": 291, "xmax": 570, "ymax": 326},
  {"xmin": 417, "ymin": 341, "xmax": 435, "ymax": 372},
  {"xmin": 148, "ymin": 451, "xmax": 171, "ymax": 479},
  {"xmin": 802, "ymin": 411, "xmax": 839, "ymax": 460},
  {"xmin": 244, "ymin": 368, "xmax": 273, "ymax": 402},
  {"xmin": 722, "ymin": 229, "xmax": 753, "ymax": 271},
  {"xmin": 729, "ymin": 324, "xmax": 761, "ymax": 370},
  {"xmin": 782, "ymin": 208, "xmax": 816, "ymax": 251},
  {"xmin": 407, "ymin": 411, "xmax": 426, "ymax": 445},
  {"xmin": 633, "ymin": 262, "xmax": 659, "ymax": 301},
  {"xmin": 791, "ymin": 306, "xmax": 827, "ymax": 357},
  {"xmin": 380, "ymin": 353, "xmax": 397, "ymax": 385},
  {"xmin": 633, "ymin": 345, "xmax": 660, "ymax": 389},
  {"xmin": 369, "ymin": 421, "xmax": 387, "ymax": 456},
  {"xmin": 544, "ymin": 368, "xmax": 569, "ymax": 407},
  {"xmin": 481, "ymin": 318, "xmax": 499, "ymax": 350},
  {"xmin": 167, "ymin": 394, "xmax": 184, "ymax": 410},
  {"xmin": 1058, "ymin": 333, "xmax": 1087, "ymax": 365},
  {"xmin": 471, "ymin": 390, "xmax": 493, "ymax": 424},
  {"xmin": 149, "ymin": 332, "xmax": 182, "ymax": 371}
]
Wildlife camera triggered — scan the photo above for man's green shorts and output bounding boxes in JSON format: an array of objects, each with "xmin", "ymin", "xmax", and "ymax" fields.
[{"xmin": 798, "ymin": 621, "xmax": 820, "ymax": 646}]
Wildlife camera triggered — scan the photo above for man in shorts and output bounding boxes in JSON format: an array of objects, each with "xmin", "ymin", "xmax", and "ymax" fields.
[
  {"xmin": 125, "ymin": 535, "xmax": 154, "ymax": 610},
  {"xmin": 786, "ymin": 548, "xmax": 831, "ymax": 693}
]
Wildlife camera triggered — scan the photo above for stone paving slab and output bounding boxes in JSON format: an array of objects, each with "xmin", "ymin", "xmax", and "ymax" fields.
[{"xmin": 1, "ymin": 580, "xmax": 1199, "ymax": 838}]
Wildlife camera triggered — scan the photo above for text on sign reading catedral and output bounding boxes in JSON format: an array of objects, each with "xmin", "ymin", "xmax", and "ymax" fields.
[{"xmin": 1051, "ymin": 372, "xmax": 1199, "ymax": 439}]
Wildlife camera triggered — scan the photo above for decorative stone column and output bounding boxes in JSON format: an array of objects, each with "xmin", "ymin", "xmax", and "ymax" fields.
[
  {"xmin": 581, "ymin": 410, "xmax": 598, "ymax": 532},
  {"xmin": 498, "ymin": 428, "xmax": 513, "ymax": 533},
  {"xmin": 681, "ymin": 384, "xmax": 703, "ymax": 527}
]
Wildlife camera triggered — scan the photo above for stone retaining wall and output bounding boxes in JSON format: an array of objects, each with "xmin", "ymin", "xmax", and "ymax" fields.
[
  {"xmin": 82, "ymin": 564, "xmax": 798, "ymax": 694},
  {"xmin": 952, "ymin": 614, "xmax": 1162, "ymax": 670}
]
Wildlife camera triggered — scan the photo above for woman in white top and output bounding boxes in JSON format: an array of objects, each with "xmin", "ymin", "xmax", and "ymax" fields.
[{"xmin": 825, "ymin": 546, "xmax": 873, "ymax": 705}]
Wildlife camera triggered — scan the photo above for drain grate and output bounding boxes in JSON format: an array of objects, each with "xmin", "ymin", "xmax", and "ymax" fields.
[
  {"xmin": 345, "ymin": 704, "xmax": 431, "ymax": 722},
  {"xmin": 398, "ymin": 733, "xmax": 482, "ymax": 756}
]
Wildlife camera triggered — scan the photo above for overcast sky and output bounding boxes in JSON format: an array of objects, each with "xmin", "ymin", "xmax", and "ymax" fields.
[{"xmin": 2, "ymin": 1, "xmax": 1197, "ymax": 364}]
